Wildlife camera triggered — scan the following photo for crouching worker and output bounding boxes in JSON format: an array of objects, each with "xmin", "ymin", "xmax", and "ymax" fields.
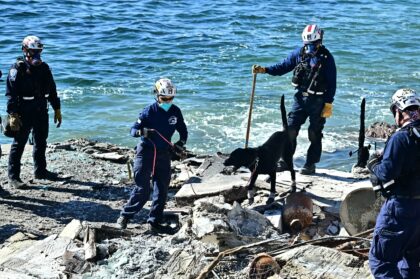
[
  {"xmin": 367, "ymin": 88, "xmax": 420, "ymax": 278},
  {"xmin": 117, "ymin": 78, "xmax": 188, "ymax": 233}
]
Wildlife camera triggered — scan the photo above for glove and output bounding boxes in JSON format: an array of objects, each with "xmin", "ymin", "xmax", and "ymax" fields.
[
  {"xmin": 173, "ymin": 140, "xmax": 186, "ymax": 152},
  {"xmin": 141, "ymin": 128, "xmax": 154, "ymax": 138},
  {"xmin": 252, "ymin": 65, "xmax": 266, "ymax": 74},
  {"xmin": 321, "ymin": 103, "xmax": 333, "ymax": 118},
  {"xmin": 8, "ymin": 113, "xmax": 22, "ymax": 132},
  {"xmin": 366, "ymin": 152, "xmax": 382, "ymax": 173},
  {"xmin": 54, "ymin": 109, "xmax": 62, "ymax": 128}
]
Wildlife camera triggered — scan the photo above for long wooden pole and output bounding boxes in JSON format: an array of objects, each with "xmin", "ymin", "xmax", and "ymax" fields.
[{"xmin": 245, "ymin": 73, "xmax": 257, "ymax": 148}]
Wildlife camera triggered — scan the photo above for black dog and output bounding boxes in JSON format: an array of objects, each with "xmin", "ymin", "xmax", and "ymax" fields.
[{"xmin": 223, "ymin": 95, "xmax": 296, "ymax": 204}]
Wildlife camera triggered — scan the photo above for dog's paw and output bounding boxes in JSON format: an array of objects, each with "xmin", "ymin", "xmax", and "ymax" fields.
[{"xmin": 248, "ymin": 197, "xmax": 254, "ymax": 205}]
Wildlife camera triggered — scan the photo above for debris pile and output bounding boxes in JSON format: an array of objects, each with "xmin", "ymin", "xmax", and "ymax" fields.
[{"xmin": 0, "ymin": 139, "xmax": 379, "ymax": 278}]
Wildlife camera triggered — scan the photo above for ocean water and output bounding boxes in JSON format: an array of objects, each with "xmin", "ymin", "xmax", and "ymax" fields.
[{"xmin": 0, "ymin": 0, "xmax": 418, "ymax": 171}]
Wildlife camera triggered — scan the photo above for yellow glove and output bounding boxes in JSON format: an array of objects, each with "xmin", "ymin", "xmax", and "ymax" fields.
[
  {"xmin": 9, "ymin": 113, "xmax": 22, "ymax": 132},
  {"xmin": 252, "ymin": 64, "xmax": 266, "ymax": 74},
  {"xmin": 54, "ymin": 109, "xmax": 62, "ymax": 128},
  {"xmin": 321, "ymin": 103, "xmax": 333, "ymax": 118}
]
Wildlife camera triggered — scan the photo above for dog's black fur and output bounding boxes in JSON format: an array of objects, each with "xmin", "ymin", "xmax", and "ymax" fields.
[{"xmin": 223, "ymin": 95, "xmax": 296, "ymax": 204}]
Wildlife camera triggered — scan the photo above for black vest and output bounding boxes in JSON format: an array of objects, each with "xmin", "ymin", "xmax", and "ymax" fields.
[{"xmin": 291, "ymin": 46, "xmax": 329, "ymax": 93}]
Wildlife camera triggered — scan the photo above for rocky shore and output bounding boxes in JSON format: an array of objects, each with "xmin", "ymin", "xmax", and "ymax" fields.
[{"xmin": 0, "ymin": 138, "xmax": 380, "ymax": 278}]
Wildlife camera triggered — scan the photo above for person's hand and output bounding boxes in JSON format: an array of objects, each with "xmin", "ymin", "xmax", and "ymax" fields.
[
  {"xmin": 54, "ymin": 109, "xmax": 62, "ymax": 128},
  {"xmin": 321, "ymin": 103, "xmax": 333, "ymax": 118},
  {"xmin": 8, "ymin": 113, "xmax": 22, "ymax": 131},
  {"xmin": 367, "ymin": 152, "xmax": 382, "ymax": 173},
  {"xmin": 142, "ymin": 128, "xmax": 155, "ymax": 138},
  {"xmin": 173, "ymin": 140, "xmax": 186, "ymax": 152},
  {"xmin": 252, "ymin": 65, "xmax": 266, "ymax": 74}
]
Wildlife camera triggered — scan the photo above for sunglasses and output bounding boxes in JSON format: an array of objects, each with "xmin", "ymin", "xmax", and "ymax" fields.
[
  {"xmin": 28, "ymin": 49, "xmax": 43, "ymax": 56},
  {"xmin": 159, "ymin": 96, "xmax": 174, "ymax": 102}
]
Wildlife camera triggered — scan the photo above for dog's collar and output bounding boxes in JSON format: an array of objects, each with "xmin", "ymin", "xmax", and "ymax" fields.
[{"xmin": 248, "ymin": 156, "xmax": 260, "ymax": 170}]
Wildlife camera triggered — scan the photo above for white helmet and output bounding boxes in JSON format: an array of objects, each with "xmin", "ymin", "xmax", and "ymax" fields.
[
  {"xmin": 390, "ymin": 88, "xmax": 420, "ymax": 112},
  {"xmin": 154, "ymin": 78, "xmax": 176, "ymax": 97},
  {"xmin": 301, "ymin": 24, "xmax": 323, "ymax": 44},
  {"xmin": 22, "ymin": 35, "xmax": 44, "ymax": 50}
]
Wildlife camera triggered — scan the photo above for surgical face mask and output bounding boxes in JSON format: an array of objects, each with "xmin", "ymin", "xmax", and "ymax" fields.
[
  {"xmin": 159, "ymin": 102, "xmax": 172, "ymax": 112},
  {"xmin": 304, "ymin": 43, "xmax": 318, "ymax": 55}
]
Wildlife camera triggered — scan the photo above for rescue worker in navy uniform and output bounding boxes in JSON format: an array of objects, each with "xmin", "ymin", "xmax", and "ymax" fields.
[
  {"xmin": 117, "ymin": 78, "xmax": 188, "ymax": 232},
  {"xmin": 367, "ymin": 88, "xmax": 420, "ymax": 279},
  {"xmin": 253, "ymin": 24, "xmax": 336, "ymax": 175},
  {"xmin": 6, "ymin": 36, "xmax": 62, "ymax": 189}
]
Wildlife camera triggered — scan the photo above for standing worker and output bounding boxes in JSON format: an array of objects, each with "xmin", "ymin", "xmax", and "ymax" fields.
[
  {"xmin": 5, "ymin": 36, "xmax": 62, "ymax": 189},
  {"xmin": 117, "ymin": 78, "xmax": 188, "ymax": 232},
  {"xmin": 253, "ymin": 24, "xmax": 336, "ymax": 174},
  {"xmin": 367, "ymin": 88, "xmax": 420, "ymax": 278}
]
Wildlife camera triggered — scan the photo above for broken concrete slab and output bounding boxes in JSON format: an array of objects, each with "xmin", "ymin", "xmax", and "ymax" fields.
[
  {"xmin": 0, "ymin": 232, "xmax": 39, "ymax": 265},
  {"xmin": 59, "ymin": 219, "xmax": 83, "ymax": 240},
  {"xmin": 91, "ymin": 152, "xmax": 127, "ymax": 163},
  {"xmin": 174, "ymin": 173, "xmax": 248, "ymax": 205},
  {"xmin": 275, "ymin": 245, "xmax": 372, "ymax": 279},
  {"xmin": 0, "ymin": 234, "xmax": 77, "ymax": 278}
]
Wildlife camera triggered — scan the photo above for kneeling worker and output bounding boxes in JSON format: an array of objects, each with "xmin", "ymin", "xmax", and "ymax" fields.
[
  {"xmin": 117, "ymin": 78, "xmax": 188, "ymax": 232},
  {"xmin": 367, "ymin": 88, "xmax": 420, "ymax": 278}
]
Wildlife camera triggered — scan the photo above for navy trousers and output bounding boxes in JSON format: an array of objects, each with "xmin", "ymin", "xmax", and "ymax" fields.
[
  {"xmin": 369, "ymin": 197, "xmax": 420, "ymax": 279},
  {"xmin": 121, "ymin": 144, "xmax": 171, "ymax": 224},
  {"xmin": 287, "ymin": 93, "xmax": 326, "ymax": 165},
  {"xmin": 8, "ymin": 108, "xmax": 49, "ymax": 180}
]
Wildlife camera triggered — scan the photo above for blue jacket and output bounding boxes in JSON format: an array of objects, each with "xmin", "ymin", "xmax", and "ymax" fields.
[
  {"xmin": 372, "ymin": 120, "xmax": 420, "ymax": 196},
  {"xmin": 131, "ymin": 102, "xmax": 188, "ymax": 150},
  {"xmin": 6, "ymin": 58, "xmax": 60, "ymax": 114},
  {"xmin": 266, "ymin": 46, "xmax": 337, "ymax": 103}
]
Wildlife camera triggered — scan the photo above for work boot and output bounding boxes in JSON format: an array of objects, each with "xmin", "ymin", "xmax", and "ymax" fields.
[
  {"xmin": 300, "ymin": 164, "xmax": 315, "ymax": 175},
  {"xmin": 34, "ymin": 170, "xmax": 59, "ymax": 180},
  {"xmin": 8, "ymin": 178, "xmax": 27, "ymax": 189},
  {"xmin": 116, "ymin": 216, "xmax": 129, "ymax": 229},
  {"xmin": 0, "ymin": 186, "xmax": 11, "ymax": 197}
]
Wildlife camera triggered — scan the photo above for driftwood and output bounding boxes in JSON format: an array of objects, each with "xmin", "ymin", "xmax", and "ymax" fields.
[{"xmin": 269, "ymin": 235, "xmax": 371, "ymax": 257}]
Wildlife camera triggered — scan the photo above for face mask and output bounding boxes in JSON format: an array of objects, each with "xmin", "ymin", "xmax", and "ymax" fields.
[
  {"xmin": 304, "ymin": 43, "xmax": 318, "ymax": 55},
  {"xmin": 25, "ymin": 50, "xmax": 42, "ymax": 66},
  {"xmin": 159, "ymin": 102, "xmax": 172, "ymax": 112}
]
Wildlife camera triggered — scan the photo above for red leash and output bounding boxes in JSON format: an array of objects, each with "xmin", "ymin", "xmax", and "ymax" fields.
[{"xmin": 146, "ymin": 129, "xmax": 174, "ymax": 177}]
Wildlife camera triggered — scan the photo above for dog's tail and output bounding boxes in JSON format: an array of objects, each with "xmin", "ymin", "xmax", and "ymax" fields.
[{"xmin": 280, "ymin": 94, "xmax": 288, "ymax": 131}]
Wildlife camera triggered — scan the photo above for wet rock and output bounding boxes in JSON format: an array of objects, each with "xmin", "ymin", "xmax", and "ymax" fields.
[{"xmin": 365, "ymin": 121, "xmax": 397, "ymax": 139}]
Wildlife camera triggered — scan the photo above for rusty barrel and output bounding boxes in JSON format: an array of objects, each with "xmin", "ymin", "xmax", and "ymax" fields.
[{"xmin": 283, "ymin": 192, "xmax": 313, "ymax": 232}]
